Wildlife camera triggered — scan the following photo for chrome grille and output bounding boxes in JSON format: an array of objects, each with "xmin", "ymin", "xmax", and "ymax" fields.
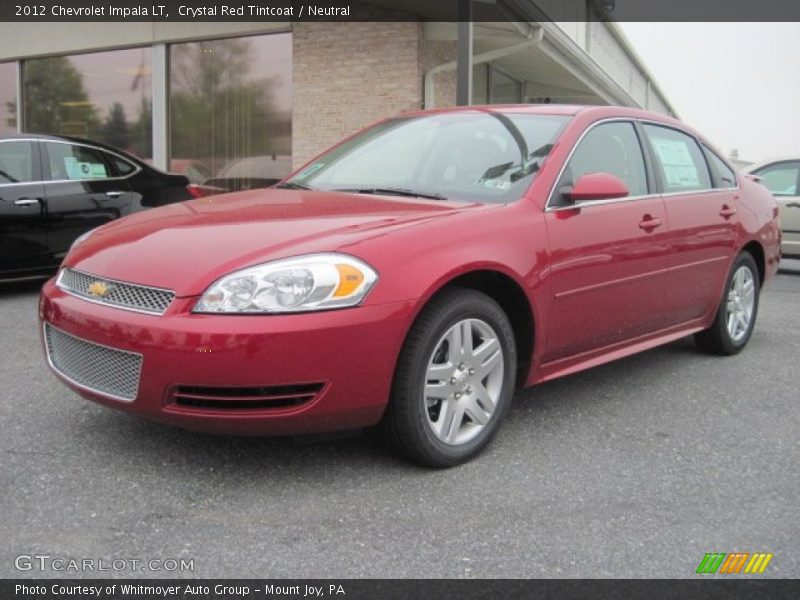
[
  {"xmin": 44, "ymin": 324, "xmax": 142, "ymax": 402},
  {"xmin": 57, "ymin": 268, "xmax": 174, "ymax": 315}
]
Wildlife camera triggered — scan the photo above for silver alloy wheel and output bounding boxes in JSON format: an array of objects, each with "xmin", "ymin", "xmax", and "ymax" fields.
[
  {"xmin": 423, "ymin": 318, "xmax": 505, "ymax": 446},
  {"xmin": 726, "ymin": 265, "xmax": 756, "ymax": 342}
]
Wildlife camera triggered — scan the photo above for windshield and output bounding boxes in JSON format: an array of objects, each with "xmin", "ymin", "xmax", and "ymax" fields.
[{"xmin": 286, "ymin": 111, "xmax": 570, "ymax": 203}]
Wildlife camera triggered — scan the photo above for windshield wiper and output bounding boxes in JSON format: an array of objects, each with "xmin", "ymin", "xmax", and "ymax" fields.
[
  {"xmin": 333, "ymin": 187, "xmax": 448, "ymax": 201},
  {"xmin": 275, "ymin": 181, "xmax": 314, "ymax": 190}
]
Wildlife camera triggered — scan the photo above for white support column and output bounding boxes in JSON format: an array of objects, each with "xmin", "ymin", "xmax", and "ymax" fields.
[
  {"xmin": 152, "ymin": 43, "xmax": 169, "ymax": 170},
  {"xmin": 15, "ymin": 60, "xmax": 23, "ymax": 133},
  {"xmin": 456, "ymin": 0, "xmax": 473, "ymax": 106}
]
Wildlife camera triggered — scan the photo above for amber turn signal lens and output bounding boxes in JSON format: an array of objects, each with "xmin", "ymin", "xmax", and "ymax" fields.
[{"xmin": 333, "ymin": 264, "xmax": 365, "ymax": 297}]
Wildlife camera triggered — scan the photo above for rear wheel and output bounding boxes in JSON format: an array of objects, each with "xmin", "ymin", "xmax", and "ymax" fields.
[
  {"xmin": 695, "ymin": 251, "xmax": 760, "ymax": 355},
  {"xmin": 382, "ymin": 287, "xmax": 517, "ymax": 467}
]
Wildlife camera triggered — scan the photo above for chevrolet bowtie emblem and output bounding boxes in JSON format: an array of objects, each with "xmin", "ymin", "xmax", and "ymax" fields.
[{"xmin": 87, "ymin": 280, "xmax": 112, "ymax": 298}]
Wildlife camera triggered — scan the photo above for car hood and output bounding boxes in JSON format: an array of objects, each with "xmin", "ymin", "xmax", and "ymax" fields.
[{"xmin": 66, "ymin": 188, "xmax": 487, "ymax": 297}]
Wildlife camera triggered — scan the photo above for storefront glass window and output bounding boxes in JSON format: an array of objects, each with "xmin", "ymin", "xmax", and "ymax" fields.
[
  {"xmin": 169, "ymin": 33, "xmax": 292, "ymax": 190},
  {"xmin": 0, "ymin": 62, "xmax": 18, "ymax": 135},
  {"xmin": 472, "ymin": 64, "xmax": 489, "ymax": 104},
  {"xmin": 490, "ymin": 67, "xmax": 522, "ymax": 104},
  {"xmin": 22, "ymin": 48, "xmax": 153, "ymax": 160}
]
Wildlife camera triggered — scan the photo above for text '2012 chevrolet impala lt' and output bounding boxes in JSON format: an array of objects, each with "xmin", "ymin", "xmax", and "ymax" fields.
[{"xmin": 39, "ymin": 105, "xmax": 781, "ymax": 467}]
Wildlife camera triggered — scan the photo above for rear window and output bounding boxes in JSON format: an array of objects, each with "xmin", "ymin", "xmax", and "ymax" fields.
[
  {"xmin": 753, "ymin": 161, "xmax": 799, "ymax": 196},
  {"xmin": 46, "ymin": 142, "xmax": 111, "ymax": 181},
  {"xmin": 111, "ymin": 155, "xmax": 137, "ymax": 176},
  {"xmin": 703, "ymin": 145, "xmax": 737, "ymax": 189},
  {"xmin": 643, "ymin": 124, "xmax": 712, "ymax": 193}
]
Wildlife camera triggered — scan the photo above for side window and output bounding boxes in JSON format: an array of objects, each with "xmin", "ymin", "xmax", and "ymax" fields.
[
  {"xmin": 643, "ymin": 124, "xmax": 712, "ymax": 193},
  {"xmin": 703, "ymin": 145, "xmax": 738, "ymax": 189},
  {"xmin": 0, "ymin": 141, "xmax": 35, "ymax": 184},
  {"xmin": 558, "ymin": 121, "xmax": 648, "ymax": 199},
  {"xmin": 46, "ymin": 142, "xmax": 112, "ymax": 181},
  {"xmin": 108, "ymin": 154, "xmax": 137, "ymax": 177},
  {"xmin": 753, "ymin": 162, "xmax": 799, "ymax": 196}
]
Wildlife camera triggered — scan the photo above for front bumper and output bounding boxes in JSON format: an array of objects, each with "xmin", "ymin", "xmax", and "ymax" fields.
[{"xmin": 39, "ymin": 278, "xmax": 415, "ymax": 435}]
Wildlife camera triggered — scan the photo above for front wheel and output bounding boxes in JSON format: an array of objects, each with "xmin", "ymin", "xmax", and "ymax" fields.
[
  {"xmin": 695, "ymin": 251, "xmax": 760, "ymax": 355},
  {"xmin": 381, "ymin": 287, "xmax": 517, "ymax": 467}
]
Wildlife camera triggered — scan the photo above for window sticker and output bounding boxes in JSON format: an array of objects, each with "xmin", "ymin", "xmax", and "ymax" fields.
[
  {"xmin": 651, "ymin": 137, "xmax": 699, "ymax": 188},
  {"xmin": 64, "ymin": 156, "xmax": 107, "ymax": 180},
  {"xmin": 479, "ymin": 178, "xmax": 512, "ymax": 191}
]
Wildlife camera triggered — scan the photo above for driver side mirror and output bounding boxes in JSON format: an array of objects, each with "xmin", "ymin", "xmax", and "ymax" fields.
[{"xmin": 562, "ymin": 172, "xmax": 629, "ymax": 203}]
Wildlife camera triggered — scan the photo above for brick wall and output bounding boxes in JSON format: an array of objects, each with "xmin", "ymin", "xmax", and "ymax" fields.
[
  {"xmin": 292, "ymin": 22, "xmax": 424, "ymax": 168},
  {"xmin": 421, "ymin": 39, "xmax": 458, "ymax": 109}
]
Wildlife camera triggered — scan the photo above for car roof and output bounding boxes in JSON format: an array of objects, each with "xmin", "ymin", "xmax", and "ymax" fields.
[
  {"xmin": 0, "ymin": 132, "xmax": 148, "ymax": 166},
  {"xmin": 397, "ymin": 103, "xmax": 690, "ymax": 132},
  {"xmin": 0, "ymin": 132, "xmax": 83, "ymax": 142},
  {"xmin": 400, "ymin": 103, "xmax": 666, "ymax": 118},
  {"xmin": 745, "ymin": 157, "xmax": 800, "ymax": 173}
]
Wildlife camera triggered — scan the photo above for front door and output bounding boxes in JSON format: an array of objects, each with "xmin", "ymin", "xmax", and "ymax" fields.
[
  {"xmin": 0, "ymin": 140, "xmax": 49, "ymax": 276},
  {"xmin": 543, "ymin": 120, "xmax": 670, "ymax": 362},
  {"xmin": 41, "ymin": 141, "xmax": 134, "ymax": 261}
]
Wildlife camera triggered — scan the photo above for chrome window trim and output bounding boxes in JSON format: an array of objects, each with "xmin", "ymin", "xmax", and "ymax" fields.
[
  {"xmin": 56, "ymin": 268, "xmax": 175, "ymax": 316},
  {"xmin": 544, "ymin": 117, "xmax": 740, "ymax": 213},
  {"xmin": 546, "ymin": 188, "xmax": 738, "ymax": 213},
  {"xmin": 546, "ymin": 193, "xmax": 657, "ymax": 212},
  {"xmin": 0, "ymin": 137, "xmax": 142, "ymax": 187},
  {"xmin": 43, "ymin": 323, "xmax": 142, "ymax": 403}
]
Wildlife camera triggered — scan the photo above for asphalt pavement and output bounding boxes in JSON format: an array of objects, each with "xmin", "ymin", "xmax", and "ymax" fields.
[{"xmin": 1, "ymin": 261, "xmax": 798, "ymax": 579}]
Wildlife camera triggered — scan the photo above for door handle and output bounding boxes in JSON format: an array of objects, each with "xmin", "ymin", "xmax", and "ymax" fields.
[
  {"xmin": 14, "ymin": 198, "xmax": 41, "ymax": 207},
  {"xmin": 638, "ymin": 216, "xmax": 663, "ymax": 231},
  {"xmin": 105, "ymin": 191, "xmax": 123, "ymax": 198},
  {"xmin": 787, "ymin": 202, "xmax": 800, "ymax": 208},
  {"xmin": 719, "ymin": 205, "xmax": 738, "ymax": 218}
]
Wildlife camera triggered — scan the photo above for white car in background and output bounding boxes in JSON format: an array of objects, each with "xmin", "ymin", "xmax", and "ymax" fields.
[{"xmin": 747, "ymin": 158, "xmax": 800, "ymax": 259}]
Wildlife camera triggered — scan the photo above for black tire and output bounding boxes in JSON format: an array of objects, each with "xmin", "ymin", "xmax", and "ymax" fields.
[
  {"xmin": 695, "ymin": 251, "xmax": 760, "ymax": 355},
  {"xmin": 381, "ymin": 286, "xmax": 517, "ymax": 467}
]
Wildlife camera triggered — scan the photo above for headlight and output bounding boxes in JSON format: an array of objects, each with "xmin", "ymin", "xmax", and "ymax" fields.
[{"xmin": 193, "ymin": 253, "xmax": 378, "ymax": 314}]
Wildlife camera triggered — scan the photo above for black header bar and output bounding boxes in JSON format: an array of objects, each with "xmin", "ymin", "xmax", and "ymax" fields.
[
  {"xmin": 3, "ymin": 579, "xmax": 800, "ymax": 600},
  {"xmin": 2, "ymin": 0, "xmax": 800, "ymax": 22}
]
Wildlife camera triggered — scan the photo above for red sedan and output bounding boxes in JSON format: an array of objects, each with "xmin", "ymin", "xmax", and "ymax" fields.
[{"xmin": 39, "ymin": 105, "xmax": 781, "ymax": 467}]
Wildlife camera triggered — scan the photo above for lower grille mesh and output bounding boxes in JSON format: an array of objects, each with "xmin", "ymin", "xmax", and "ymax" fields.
[{"xmin": 44, "ymin": 325, "xmax": 142, "ymax": 402}]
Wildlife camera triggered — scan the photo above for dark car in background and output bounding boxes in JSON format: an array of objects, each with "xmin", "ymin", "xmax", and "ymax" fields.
[
  {"xmin": 0, "ymin": 134, "xmax": 202, "ymax": 281},
  {"xmin": 203, "ymin": 154, "xmax": 293, "ymax": 193}
]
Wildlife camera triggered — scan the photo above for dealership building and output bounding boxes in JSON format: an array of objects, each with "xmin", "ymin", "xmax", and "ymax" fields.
[{"xmin": 0, "ymin": 1, "xmax": 675, "ymax": 185}]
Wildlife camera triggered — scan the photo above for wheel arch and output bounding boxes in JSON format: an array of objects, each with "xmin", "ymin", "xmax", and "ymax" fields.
[
  {"xmin": 741, "ymin": 240, "xmax": 765, "ymax": 285},
  {"xmin": 410, "ymin": 267, "xmax": 537, "ymax": 389}
]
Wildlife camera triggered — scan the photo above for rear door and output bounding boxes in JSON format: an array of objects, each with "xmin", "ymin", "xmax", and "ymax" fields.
[
  {"xmin": 543, "ymin": 120, "xmax": 670, "ymax": 362},
  {"xmin": 41, "ymin": 140, "xmax": 135, "ymax": 260},
  {"xmin": 0, "ymin": 139, "xmax": 49, "ymax": 276},
  {"xmin": 640, "ymin": 124, "xmax": 737, "ymax": 325},
  {"xmin": 751, "ymin": 160, "xmax": 800, "ymax": 258}
]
